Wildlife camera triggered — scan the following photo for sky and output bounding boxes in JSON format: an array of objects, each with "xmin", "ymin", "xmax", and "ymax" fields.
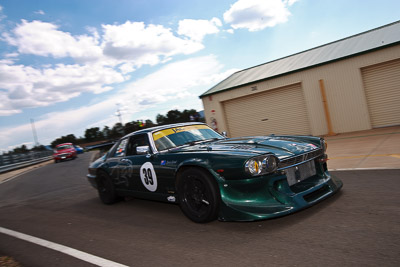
[{"xmin": 0, "ymin": 0, "xmax": 399, "ymax": 152}]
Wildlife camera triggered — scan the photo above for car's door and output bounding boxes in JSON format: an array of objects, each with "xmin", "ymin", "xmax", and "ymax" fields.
[
  {"xmin": 108, "ymin": 135, "xmax": 153, "ymax": 194},
  {"xmin": 106, "ymin": 137, "xmax": 131, "ymax": 190},
  {"xmin": 110, "ymin": 133, "xmax": 177, "ymax": 200},
  {"xmin": 122, "ymin": 134, "xmax": 156, "ymax": 194},
  {"xmin": 124, "ymin": 134, "xmax": 176, "ymax": 201}
]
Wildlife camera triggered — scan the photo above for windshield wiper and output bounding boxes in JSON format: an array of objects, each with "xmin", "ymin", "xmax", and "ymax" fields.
[
  {"xmin": 203, "ymin": 137, "xmax": 221, "ymax": 142},
  {"xmin": 168, "ymin": 138, "xmax": 222, "ymax": 150},
  {"xmin": 185, "ymin": 138, "xmax": 221, "ymax": 146},
  {"xmin": 184, "ymin": 140, "xmax": 204, "ymax": 146}
]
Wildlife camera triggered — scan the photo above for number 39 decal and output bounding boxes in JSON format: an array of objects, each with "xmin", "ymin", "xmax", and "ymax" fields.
[{"xmin": 140, "ymin": 162, "xmax": 158, "ymax": 192}]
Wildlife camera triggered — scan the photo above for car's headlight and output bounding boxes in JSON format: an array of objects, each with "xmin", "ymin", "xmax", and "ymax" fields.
[
  {"xmin": 263, "ymin": 155, "xmax": 278, "ymax": 173},
  {"xmin": 246, "ymin": 159, "xmax": 261, "ymax": 175},
  {"xmin": 245, "ymin": 155, "xmax": 278, "ymax": 176}
]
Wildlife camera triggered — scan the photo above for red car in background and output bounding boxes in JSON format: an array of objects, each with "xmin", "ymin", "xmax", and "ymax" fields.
[{"xmin": 53, "ymin": 143, "xmax": 77, "ymax": 163}]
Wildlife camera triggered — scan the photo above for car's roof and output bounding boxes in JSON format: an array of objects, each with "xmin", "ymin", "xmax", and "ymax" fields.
[{"xmin": 122, "ymin": 122, "xmax": 207, "ymax": 138}]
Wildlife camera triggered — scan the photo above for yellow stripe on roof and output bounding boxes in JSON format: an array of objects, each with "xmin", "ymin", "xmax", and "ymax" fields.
[{"xmin": 152, "ymin": 125, "xmax": 210, "ymax": 141}]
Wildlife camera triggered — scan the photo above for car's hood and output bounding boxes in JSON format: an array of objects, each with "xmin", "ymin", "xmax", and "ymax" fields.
[{"xmin": 171, "ymin": 136, "xmax": 321, "ymax": 159}]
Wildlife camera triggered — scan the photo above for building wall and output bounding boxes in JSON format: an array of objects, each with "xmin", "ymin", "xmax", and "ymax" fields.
[{"xmin": 201, "ymin": 45, "xmax": 400, "ymax": 136}]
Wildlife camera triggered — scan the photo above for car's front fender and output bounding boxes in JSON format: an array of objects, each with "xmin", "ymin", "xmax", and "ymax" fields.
[{"xmin": 176, "ymin": 157, "xmax": 211, "ymax": 173}]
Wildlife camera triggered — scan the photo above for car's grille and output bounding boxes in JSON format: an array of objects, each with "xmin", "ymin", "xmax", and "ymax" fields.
[
  {"xmin": 278, "ymin": 149, "xmax": 323, "ymax": 169},
  {"xmin": 58, "ymin": 153, "xmax": 70, "ymax": 157}
]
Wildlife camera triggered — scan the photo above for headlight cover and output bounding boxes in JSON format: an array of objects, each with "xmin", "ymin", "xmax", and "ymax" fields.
[{"xmin": 245, "ymin": 155, "xmax": 279, "ymax": 176}]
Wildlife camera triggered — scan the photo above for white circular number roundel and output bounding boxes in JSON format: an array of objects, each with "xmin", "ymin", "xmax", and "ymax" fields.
[{"xmin": 140, "ymin": 162, "xmax": 158, "ymax": 192}]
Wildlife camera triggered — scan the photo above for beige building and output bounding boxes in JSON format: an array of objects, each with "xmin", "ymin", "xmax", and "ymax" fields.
[{"xmin": 200, "ymin": 21, "xmax": 400, "ymax": 137}]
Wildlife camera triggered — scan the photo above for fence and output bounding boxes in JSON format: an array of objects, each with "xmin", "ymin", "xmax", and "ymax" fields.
[{"xmin": 0, "ymin": 151, "xmax": 53, "ymax": 174}]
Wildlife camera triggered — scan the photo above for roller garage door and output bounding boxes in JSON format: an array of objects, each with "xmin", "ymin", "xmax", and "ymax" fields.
[
  {"xmin": 222, "ymin": 83, "xmax": 311, "ymax": 137},
  {"xmin": 361, "ymin": 58, "xmax": 400, "ymax": 128}
]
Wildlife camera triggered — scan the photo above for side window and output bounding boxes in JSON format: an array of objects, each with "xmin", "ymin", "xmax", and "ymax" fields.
[
  {"xmin": 113, "ymin": 138, "xmax": 128, "ymax": 157},
  {"xmin": 126, "ymin": 134, "xmax": 150, "ymax": 156}
]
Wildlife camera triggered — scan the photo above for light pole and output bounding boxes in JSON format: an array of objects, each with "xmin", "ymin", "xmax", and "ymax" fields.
[
  {"xmin": 30, "ymin": 118, "xmax": 39, "ymax": 147},
  {"xmin": 116, "ymin": 104, "xmax": 123, "ymax": 124}
]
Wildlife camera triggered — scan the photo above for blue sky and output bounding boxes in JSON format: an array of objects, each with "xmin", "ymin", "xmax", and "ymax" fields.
[{"xmin": 0, "ymin": 0, "xmax": 399, "ymax": 152}]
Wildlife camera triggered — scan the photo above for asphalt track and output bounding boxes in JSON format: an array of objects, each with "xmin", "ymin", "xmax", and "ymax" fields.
[{"xmin": 0, "ymin": 152, "xmax": 399, "ymax": 266}]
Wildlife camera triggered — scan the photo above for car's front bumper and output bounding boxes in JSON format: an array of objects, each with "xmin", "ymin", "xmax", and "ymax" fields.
[
  {"xmin": 54, "ymin": 153, "xmax": 76, "ymax": 161},
  {"xmin": 217, "ymin": 170, "xmax": 342, "ymax": 221}
]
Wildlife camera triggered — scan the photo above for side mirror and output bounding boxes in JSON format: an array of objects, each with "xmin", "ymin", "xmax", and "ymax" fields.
[
  {"xmin": 136, "ymin": 145, "xmax": 150, "ymax": 155},
  {"xmin": 221, "ymin": 131, "xmax": 228, "ymax": 138}
]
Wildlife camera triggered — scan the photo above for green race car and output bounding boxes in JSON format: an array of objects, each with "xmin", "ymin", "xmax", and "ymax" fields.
[{"xmin": 87, "ymin": 122, "xmax": 342, "ymax": 223}]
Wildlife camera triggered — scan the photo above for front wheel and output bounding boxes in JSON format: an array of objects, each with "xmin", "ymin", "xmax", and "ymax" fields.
[
  {"xmin": 177, "ymin": 168, "xmax": 220, "ymax": 223},
  {"xmin": 96, "ymin": 171, "xmax": 121, "ymax": 204}
]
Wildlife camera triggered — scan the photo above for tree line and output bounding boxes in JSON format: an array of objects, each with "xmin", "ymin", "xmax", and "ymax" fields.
[
  {"xmin": 4, "ymin": 109, "xmax": 204, "ymax": 154},
  {"xmin": 51, "ymin": 108, "xmax": 203, "ymax": 147}
]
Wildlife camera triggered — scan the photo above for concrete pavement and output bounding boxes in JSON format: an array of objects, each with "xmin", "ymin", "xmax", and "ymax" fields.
[{"xmin": 325, "ymin": 126, "xmax": 400, "ymax": 170}]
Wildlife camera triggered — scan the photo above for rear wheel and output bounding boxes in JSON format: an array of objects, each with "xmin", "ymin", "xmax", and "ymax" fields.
[
  {"xmin": 96, "ymin": 171, "xmax": 121, "ymax": 204},
  {"xmin": 177, "ymin": 168, "xmax": 220, "ymax": 223}
]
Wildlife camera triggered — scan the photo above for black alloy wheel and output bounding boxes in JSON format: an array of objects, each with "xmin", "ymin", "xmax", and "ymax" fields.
[{"xmin": 178, "ymin": 168, "xmax": 220, "ymax": 223}]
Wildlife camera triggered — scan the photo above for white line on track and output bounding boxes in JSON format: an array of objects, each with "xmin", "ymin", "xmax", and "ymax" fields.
[
  {"xmin": 0, "ymin": 227, "xmax": 129, "ymax": 267},
  {"xmin": 329, "ymin": 167, "xmax": 400, "ymax": 171}
]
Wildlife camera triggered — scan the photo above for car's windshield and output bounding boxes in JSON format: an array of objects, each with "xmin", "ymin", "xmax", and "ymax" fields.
[
  {"xmin": 152, "ymin": 125, "xmax": 223, "ymax": 151},
  {"xmin": 56, "ymin": 145, "xmax": 73, "ymax": 151}
]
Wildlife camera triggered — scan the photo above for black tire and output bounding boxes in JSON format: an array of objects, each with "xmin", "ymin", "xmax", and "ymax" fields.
[
  {"xmin": 96, "ymin": 171, "xmax": 121, "ymax": 204},
  {"xmin": 177, "ymin": 168, "xmax": 220, "ymax": 223}
]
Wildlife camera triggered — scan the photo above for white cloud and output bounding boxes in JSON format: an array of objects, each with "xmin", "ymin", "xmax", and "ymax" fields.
[
  {"xmin": 102, "ymin": 21, "xmax": 204, "ymax": 67},
  {"xmin": 4, "ymin": 52, "xmax": 19, "ymax": 58},
  {"xmin": 0, "ymin": 18, "xmax": 216, "ymax": 115},
  {"xmin": 178, "ymin": 18, "xmax": 222, "ymax": 42},
  {"xmin": 223, "ymin": 0, "xmax": 296, "ymax": 31},
  {"xmin": 118, "ymin": 55, "xmax": 227, "ymax": 110},
  {"xmin": 3, "ymin": 20, "xmax": 102, "ymax": 61},
  {"xmin": 118, "ymin": 62, "xmax": 136, "ymax": 74},
  {"xmin": 285, "ymin": 0, "xmax": 299, "ymax": 6},
  {"xmin": 34, "ymin": 10, "xmax": 45, "ymax": 15},
  {"xmin": 0, "ymin": 19, "xmax": 212, "ymax": 116},
  {"xmin": 0, "ymin": 5, "xmax": 5, "ymax": 22},
  {"xmin": 0, "ymin": 61, "xmax": 126, "ymax": 114},
  {"xmin": 3, "ymin": 19, "xmax": 206, "ymax": 68}
]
